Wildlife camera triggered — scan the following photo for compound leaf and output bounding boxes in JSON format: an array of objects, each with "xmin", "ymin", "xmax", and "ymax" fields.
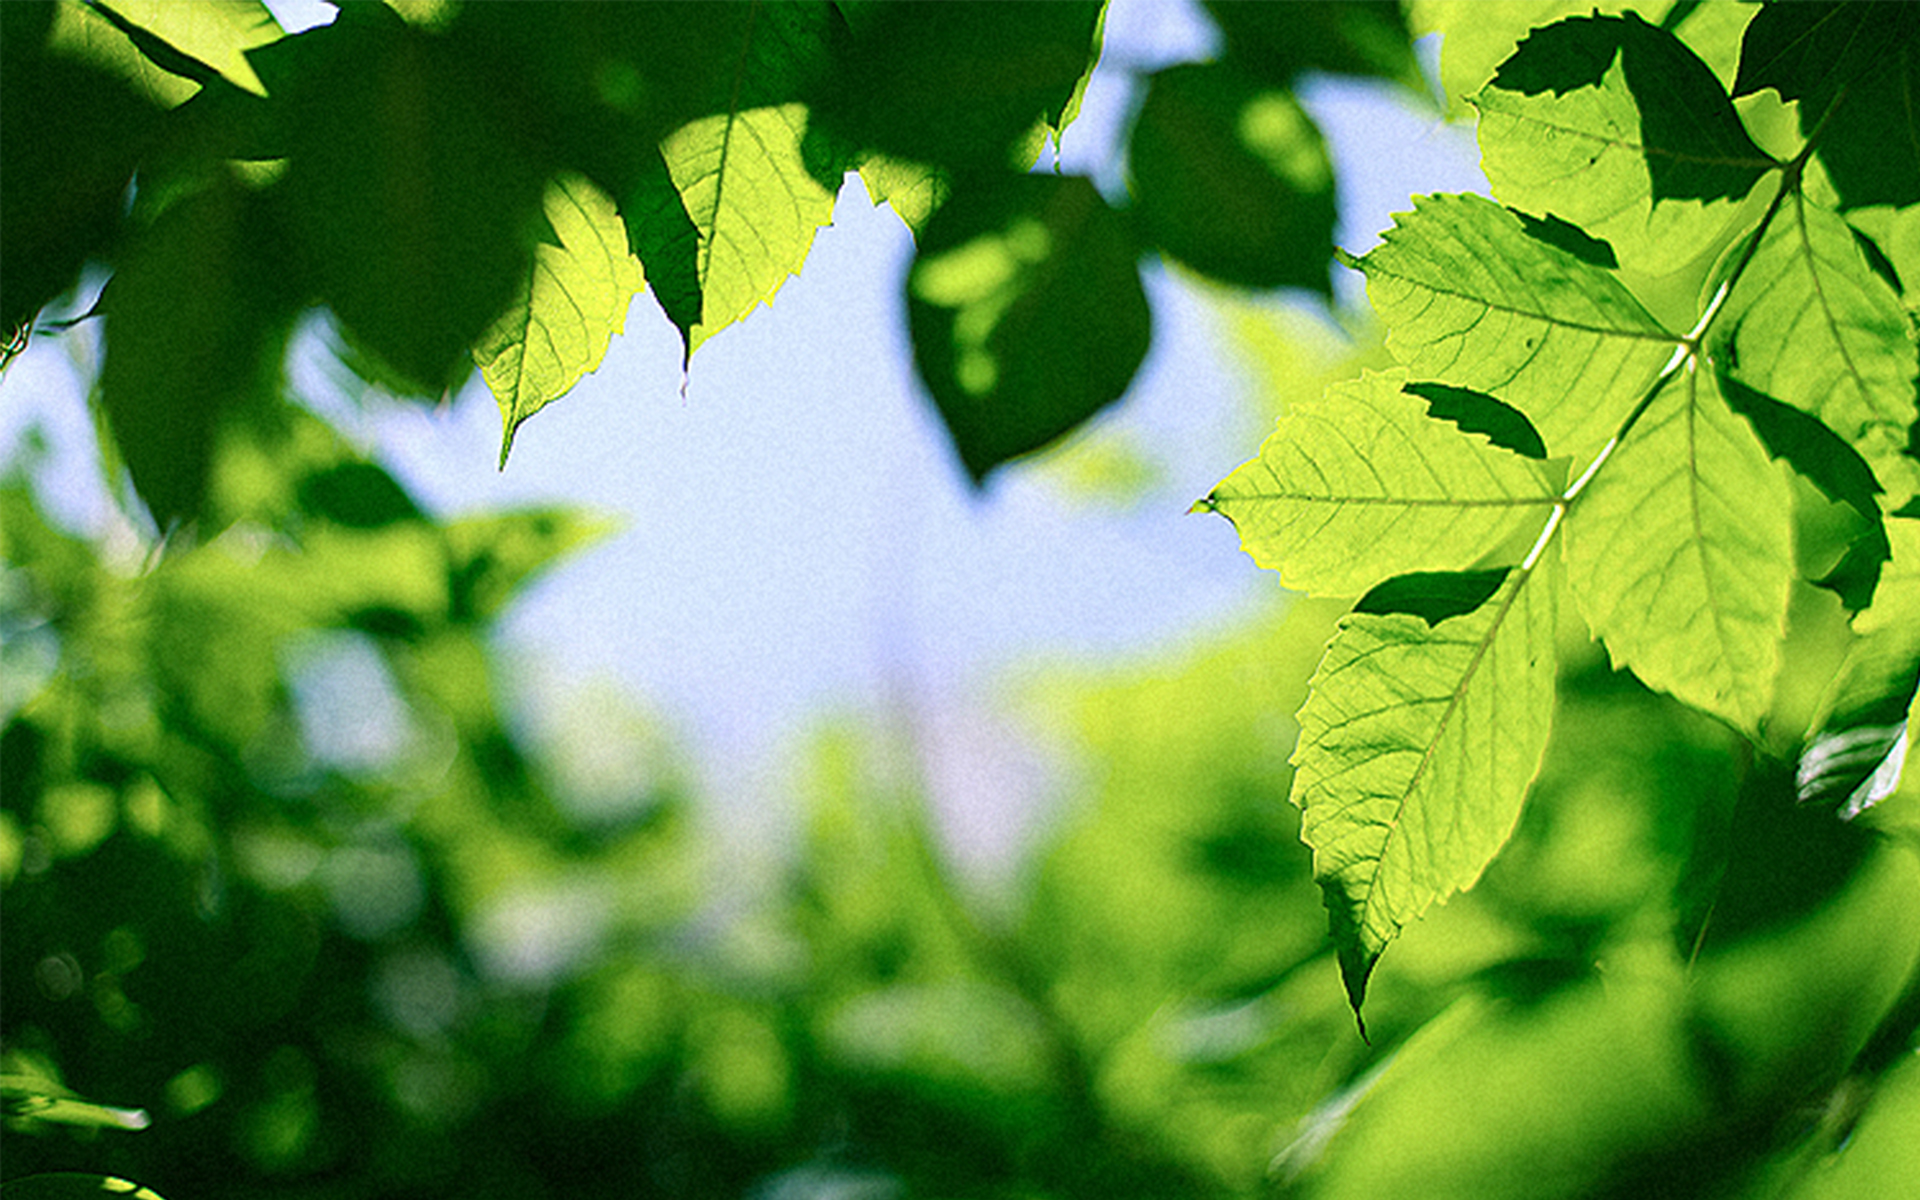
[
  {"xmin": 1710, "ymin": 192, "xmax": 1920, "ymax": 509},
  {"xmin": 1292, "ymin": 564, "xmax": 1558, "ymax": 1014},
  {"xmin": 1561, "ymin": 368, "xmax": 1794, "ymax": 733},
  {"xmin": 1200, "ymin": 369, "xmax": 1557, "ymax": 596},
  {"xmin": 478, "ymin": 174, "xmax": 644, "ymax": 467},
  {"xmin": 1351, "ymin": 192, "xmax": 1676, "ymax": 465},
  {"xmin": 1472, "ymin": 11, "xmax": 1774, "ymax": 272}
]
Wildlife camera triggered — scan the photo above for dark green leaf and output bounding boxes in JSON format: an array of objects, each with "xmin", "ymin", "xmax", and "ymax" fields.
[
  {"xmin": 1201, "ymin": 0, "xmax": 1422, "ymax": 92},
  {"xmin": 1403, "ymin": 381, "xmax": 1549, "ymax": 460},
  {"xmin": 1128, "ymin": 63, "xmax": 1336, "ymax": 294},
  {"xmin": 98, "ymin": 180, "xmax": 292, "ymax": 531},
  {"xmin": 620, "ymin": 148, "xmax": 704, "ymax": 347},
  {"xmin": 297, "ymin": 462, "xmax": 424, "ymax": 530},
  {"xmin": 0, "ymin": 35, "xmax": 158, "ymax": 339},
  {"xmin": 1734, "ymin": 2, "xmax": 1920, "ymax": 208},
  {"xmin": 806, "ymin": 0, "xmax": 1104, "ymax": 175},
  {"xmin": 1353, "ymin": 568, "xmax": 1511, "ymax": 626},
  {"xmin": 907, "ymin": 174, "xmax": 1149, "ymax": 483},
  {"xmin": 3, "ymin": 1176, "xmax": 167, "ymax": 1200},
  {"xmin": 267, "ymin": 5, "xmax": 549, "ymax": 396}
]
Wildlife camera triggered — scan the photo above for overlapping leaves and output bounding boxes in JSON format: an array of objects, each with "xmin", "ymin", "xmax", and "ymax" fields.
[{"xmin": 1207, "ymin": 1, "xmax": 1920, "ymax": 1015}]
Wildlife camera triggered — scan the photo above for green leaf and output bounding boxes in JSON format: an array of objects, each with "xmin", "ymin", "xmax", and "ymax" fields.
[
  {"xmin": 1200, "ymin": 368, "xmax": 1556, "ymax": 596},
  {"xmin": 0, "ymin": 22, "xmax": 159, "ymax": 340},
  {"xmin": 3, "ymin": 1176, "xmax": 167, "ymax": 1200},
  {"xmin": 98, "ymin": 178, "xmax": 292, "ymax": 531},
  {"xmin": 1128, "ymin": 62, "xmax": 1337, "ymax": 294},
  {"xmin": 907, "ymin": 174, "xmax": 1149, "ymax": 483},
  {"xmin": 477, "ymin": 173, "xmax": 644, "ymax": 467},
  {"xmin": 269, "ymin": 5, "xmax": 549, "ymax": 397},
  {"xmin": 445, "ymin": 507, "xmax": 615, "ymax": 625},
  {"xmin": 806, "ymin": 1, "xmax": 1105, "ymax": 176},
  {"xmin": 1291, "ymin": 563, "xmax": 1558, "ymax": 1013},
  {"xmin": 1710, "ymin": 192, "xmax": 1920, "ymax": 509},
  {"xmin": 1202, "ymin": 0, "xmax": 1424, "ymax": 93},
  {"xmin": 856, "ymin": 155, "xmax": 951, "ymax": 238},
  {"xmin": 661, "ymin": 102, "xmax": 837, "ymax": 358},
  {"xmin": 1560, "ymin": 368, "xmax": 1794, "ymax": 733},
  {"xmin": 1472, "ymin": 11, "xmax": 1774, "ymax": 271},
  {"xmin": 1733, "ymin": 1, "xmax": 1920, "ymax": 209},
  {"xmin": 1351, "ymin": 192, "xmax": 1676, "ymax": 464},
  {"xmin": 617, "ymin": 149, "xmax": 705, "ymax": 356},
  {"xmin": 86, "ymin": 0, "xmax": 279, "ymax": 97}
]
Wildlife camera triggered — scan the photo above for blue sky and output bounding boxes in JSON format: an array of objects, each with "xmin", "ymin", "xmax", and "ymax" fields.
[{"xmin": 0, "ymin": 0, "xmax": 1486, "ymax": 862}]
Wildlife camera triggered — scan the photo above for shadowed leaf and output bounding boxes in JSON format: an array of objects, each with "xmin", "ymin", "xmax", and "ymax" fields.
[
  {"xmin": 908, "ymin": 174, "xmax": 1148, "ymax": 483},
  {"xmin": 1129, "ymin": 62, "xmax": 1337, "ymax": 294}
]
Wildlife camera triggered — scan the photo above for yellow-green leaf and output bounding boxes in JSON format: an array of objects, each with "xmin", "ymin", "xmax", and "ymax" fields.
[
  {"xmin": 1561, "ymin": 368, "xmax": 1794, "ymax": 733},
  {"xmin": 1353, "ymin": 192, "xmax": 1676, "ymax": 466},
  {"xmin": 1292, "ymin": 564, "xmax": 1559, "ymax": 1013},
  {"xmin": 1202, "ymin": 368, "xmax": 1557, "ymax": 596},
  {"xmin": 478, "ymin": 174, "xmax": 644, "ymax": 467},
  {"xmin": 662, "ymin": 103, "xmax": 838, "ymax": 357}
]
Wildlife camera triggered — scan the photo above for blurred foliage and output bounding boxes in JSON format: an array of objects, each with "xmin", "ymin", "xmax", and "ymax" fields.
[{"xmin": 6, "ymin": 399, "xmax": 1920, "ymax": 1196}]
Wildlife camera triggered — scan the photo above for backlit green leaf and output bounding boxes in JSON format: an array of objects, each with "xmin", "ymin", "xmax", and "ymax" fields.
[
  {"xmin": 907, "ymin": 174, "xmax": 1149, "ymax": 483},
  {"xmin": 1472, "ymin": 11, "xmax": 1774, "ymax": 272},
  {"xmin": 1711, "ymin": 192, "xmax": 1920, "ymax": 509},
  {"xmin": 1352, "ymin": 192, "xmax": 1676, "ymax": 464},
  {"xmin": 1129, "ymin": 62, "xmax": 1337, "ymax": 294},
  {"xmin": 478, "ymin": 174, "xmax": 644, "ymax": 467},
  {"xmin": 1560, "ymin": 368, "xmax": 1794, "ymax": 733},
  {"xmin": 1292, "ymin": 564, "xmax": 1558, "ymax": 1013},
  {"xmin": 662, "ymin": 103, "xmax": 837, "ymax": 358},
  {"xmin": 89, "ymin": 0, "xmax": 279, "ymax": 96},
  {"xmin": 1802, "ymin": 518, "xmax": 1920, "ymax": 818},
  {"xmin": 1201, "ymin": 369, "xmax": 1556, "ymax": 596}
]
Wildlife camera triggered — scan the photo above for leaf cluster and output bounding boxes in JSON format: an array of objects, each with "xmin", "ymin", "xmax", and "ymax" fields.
[
  {"xmin": 1, "ymin": 0, "xmax": 1425, "ymax": 527},
  {"xmin": 1201, "ymin": 0, "xmax": 1920, "ymax": 1020}
]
